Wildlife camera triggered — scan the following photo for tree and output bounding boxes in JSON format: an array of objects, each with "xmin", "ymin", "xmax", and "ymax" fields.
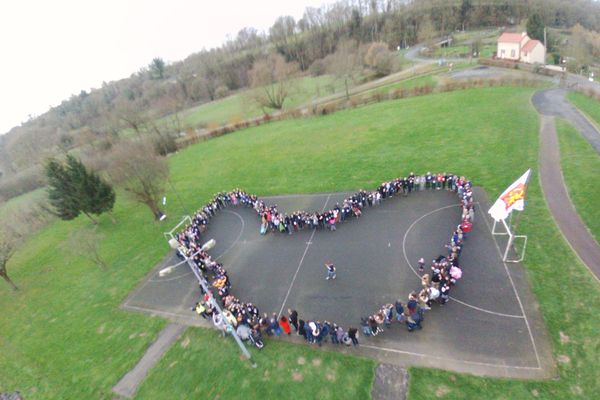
[
  {"xmin": 149, "ymin": 57, "xmax": 166, "ymax": 80},
  {"xmin": 418, "ymin": 17, "xmax": 437, "ymax": 47},
  {"xmin": 459, "ymin": 0, "xmax": 473, "ymax": 31},
  {"xmin": 527, "ymin": 14, "xmax": 545, "ymax": 42},
  {"xmin": 45, "ymin": 155, "xmax": 115, "ymax": 224},
  {"xmin": 108, "ymin": 140, "xmax": 168, "ymax": 220},
  {"xmin": 249, "ymin": 54, "xmax": 299, "ymax": 110},
  {"xmin": 0, "ymin": 204, "xmax": 51, "ymax": 290},
  {"xmin": 0, "ymin": 229, "xmax": 19, "ymax": 290},
  {"xmin": 63, "ymin": 227, "xmax": 108, "ymax": 269},
  {"xmin": 326, "ymin": 40, "xmax": 361, "ymax": 100},
  {"xmin": 45, "ymin": 157, "xmax": 82, "ymax": 221}
]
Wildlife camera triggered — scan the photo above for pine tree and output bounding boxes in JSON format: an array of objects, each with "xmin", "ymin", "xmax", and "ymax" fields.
[
  {"xmin": 82, "ymin": 169, "xmax": 116, "ymax": 220},
  {"xmin": 45, "ymin": 155, "xmax": 116, "ymax": 224},
  {"xmin": 45, "ymin": 158, "xmax": 81, "ymax": 221},
  {"xmin": 527, "ymin": 14, "xmax": 545, "ymax": 42}
]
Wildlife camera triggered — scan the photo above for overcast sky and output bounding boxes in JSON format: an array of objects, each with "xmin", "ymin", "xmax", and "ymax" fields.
[{"xmin": 0, "ymin": 0, "xmax": 335, "ymax": 134}]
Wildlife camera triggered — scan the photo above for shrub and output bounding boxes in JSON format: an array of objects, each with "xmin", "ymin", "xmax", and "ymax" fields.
[
  {"xmin": 0, "ymin": 166, "xmax": 45, "ymax": 201},
  {"xmin": 309, "ymin": 59, "xmax": 327, "ymax": 77}
]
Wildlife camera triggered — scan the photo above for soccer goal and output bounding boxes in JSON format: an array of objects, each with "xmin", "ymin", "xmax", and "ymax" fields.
[
  {"xmin": 163, "ymin": 215, "xmax": 192, "ymax": 243},
  {"xmin": 491, "ymin": 216, "xmax": 528, "ymax": 263}
]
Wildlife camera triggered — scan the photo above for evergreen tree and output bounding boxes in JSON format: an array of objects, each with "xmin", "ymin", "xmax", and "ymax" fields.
[
  {"xmin": 45, "ymin": 155, "xmax": 116, "ymax": 224},
  {"xmin": 82, "ymin": 168, "xmax": 116, "ymax": 219},
  {"xmin": 527, "ymin": 14, "xmax": 545, "ymax": 42},
  {"xmin": 45, "ymin": 158, "xmax": 81, "ymax": 221}
]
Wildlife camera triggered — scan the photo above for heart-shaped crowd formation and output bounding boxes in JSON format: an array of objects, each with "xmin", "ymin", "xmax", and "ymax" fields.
[{"xmin": 179, "ymin": 172, "xmax": 475, "ymax": 347}]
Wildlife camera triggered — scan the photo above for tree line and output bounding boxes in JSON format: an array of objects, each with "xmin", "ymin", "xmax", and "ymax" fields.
[{"xmin": 1, "ymin": 0, "xmax": 599, "ymax": 198}]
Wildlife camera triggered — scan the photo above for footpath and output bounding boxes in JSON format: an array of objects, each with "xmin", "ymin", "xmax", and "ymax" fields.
[{"xmin": 533, "ymin": 89, "xmax": 600, "ymax": 283}]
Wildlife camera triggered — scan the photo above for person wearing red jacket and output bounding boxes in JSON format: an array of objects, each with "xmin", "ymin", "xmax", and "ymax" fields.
[{"xmin": 279, "ymin": 315, "xmax": 292, "ymax": 335}]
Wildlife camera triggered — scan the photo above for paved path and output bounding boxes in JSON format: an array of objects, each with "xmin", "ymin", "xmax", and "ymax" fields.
[
  {"xmin": 533, "ymin": 88, "xmax": 600, "ymax": 153},
  {"xmin": 112, "ymin": 324, "xmax": 186, "ymax": 398},
  {"xmin": 371, "ymin": 364, "xmax": 408, "ymax": 400},
  {"xmin": 536, "ymin": 113, "xmax": 600, "ymax": 283}
]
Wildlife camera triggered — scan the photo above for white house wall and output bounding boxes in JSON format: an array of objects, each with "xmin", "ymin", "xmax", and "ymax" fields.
[{"xmin": 497, "ymin": 42, "xmax": 520, "ymax": 60}]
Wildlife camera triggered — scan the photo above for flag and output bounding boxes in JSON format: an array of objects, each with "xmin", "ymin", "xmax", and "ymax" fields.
[{"xmin": 488, "ymin": 169, "xmax": 531, "ymax": 222}]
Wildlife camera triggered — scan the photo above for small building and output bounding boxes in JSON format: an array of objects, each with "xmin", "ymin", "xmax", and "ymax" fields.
[{"xmin": 497, "ymin": 32, "xmax": 546, "ymax": 64}]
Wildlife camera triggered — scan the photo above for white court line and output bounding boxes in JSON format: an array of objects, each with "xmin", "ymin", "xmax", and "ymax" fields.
[
  {"xmin": 277, "ymin": 194, "xmax": 331, "ymax": 317},
  {"xmin": 123, "ymin": 304, "xmax": 190, "ymax": 320},
  {"xmin": 361, "ymin": 344, "xmax": 542, "ymax": 371},
  {"xmin": 401, "ymin": 203, "xmax": 525, "ymax": 319},
  {"xmin": 478, "ymin": 203, "xmax": 543, "ymax": 369},
  {"xmin": 214, "ymin": 210, "xmax": 245, "ymax": 260}
]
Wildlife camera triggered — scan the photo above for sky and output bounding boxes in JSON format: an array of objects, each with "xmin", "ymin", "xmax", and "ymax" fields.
[{"xmin": 0, "ymin": 0, "xmax": 336, "ymax": 134}]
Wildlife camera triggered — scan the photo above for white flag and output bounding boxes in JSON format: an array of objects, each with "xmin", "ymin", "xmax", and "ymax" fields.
[{"xmin": 488, "ymin": 169, "xmax": 531, "ymax": 222}]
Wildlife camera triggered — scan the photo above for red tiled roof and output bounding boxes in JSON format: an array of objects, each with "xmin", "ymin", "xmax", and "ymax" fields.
[
  {"xmin": 522, "ymin": 39, "xmax": 542, "ymax": 52},
  {"xmin": 498, "ymin": 32, "xmax": 524, "ymax": 43}
]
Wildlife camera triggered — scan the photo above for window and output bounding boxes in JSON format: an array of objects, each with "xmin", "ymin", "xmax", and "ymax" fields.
[{"xmin": 511, "ymin": 49, "xmax": 516, "ymax": 58}]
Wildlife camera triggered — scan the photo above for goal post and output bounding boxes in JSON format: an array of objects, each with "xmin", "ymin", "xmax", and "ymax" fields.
[
  {"xmin": 491, "ymin": 217, "xmax": 528, "ymax": 263},
  {"xmin": 163, "ymin": 215, "xmax": 193, "ymax": 243}
]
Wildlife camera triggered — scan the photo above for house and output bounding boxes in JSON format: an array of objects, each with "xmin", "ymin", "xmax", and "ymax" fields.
[{"xmin": 497, "ymin": 32, "xmax": 546, "ymax": 64}]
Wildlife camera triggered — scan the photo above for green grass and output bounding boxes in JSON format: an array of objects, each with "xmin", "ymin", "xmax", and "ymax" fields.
[
  {"xmin": 2, "ymin": 86, "xmax": 600, "ymax": 399},
  {"xmin": 136, "ymin": 329, "xmax": 375, "ymax": 399},
  {"xmin": 178, "ymin": 75, "xmax": 346, "ymax": 128},
  {"xmin": 556, "ymin": 118, "xmax": 600, "ymax": 243},
  {"xmin": 432, "ymin": 44, "xmax": 496, "ymax": 59},
  {"xmin": 0, "ymin": 188, "xmax": 46, "ymax": 220},
  {"xmin": 567, "ymin": 92, "xmax": 600, "ymax": 128}
]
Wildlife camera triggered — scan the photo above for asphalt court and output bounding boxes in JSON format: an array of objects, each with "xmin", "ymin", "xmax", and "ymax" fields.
[{"xmin": 123, "ymin": 187, "xmax": 554, "ymax": 378}]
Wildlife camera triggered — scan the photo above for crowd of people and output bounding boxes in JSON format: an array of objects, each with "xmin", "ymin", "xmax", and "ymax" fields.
[{"xmin": 177, "ymin": 171, "xmax": 476, "ymax": 349}]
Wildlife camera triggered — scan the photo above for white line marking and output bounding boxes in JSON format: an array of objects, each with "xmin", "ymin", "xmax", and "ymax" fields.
[
  {"xmin": 215, "ymin": 209, "xmax": 245, "ymax": 261},
  {"xmin": 123, "ymin": 304, "xmax": 192, "ymax": 320},
  {"xmin": 361, "ymin": 344, "xmax": 542, "ymax": 370},
  {"xmin": 478, "ymin": 203, "xmax": 543, "ymax": 369},
  {"xmin": 401, "ymin": 203, "xmax": 524, "ymax": 318},
  {"xmin": 149, "ymin": 271, "xmax": 193, "ymax": 283},
  {"xmin": 277, "ymin": 193, "xmax": 331, "ymax": 317}
]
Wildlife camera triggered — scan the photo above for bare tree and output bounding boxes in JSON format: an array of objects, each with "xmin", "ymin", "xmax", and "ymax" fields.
[
  {"xmin": 418, "ymin": 17, "xmax": 437, "ymax": 48},
  {"xmin": 0, "ymin": 230, "xmax": 19, "ymax": 290},
  {"xmin": 326, "ymin": 40, "xmax": 361, "ymax": 100},
  {"xmin": 108, "ymin": 140, "xmax": 168, "ymax": 220},
  {"xmin": 63, "ymin": 227, "xmax": 107, "ymax": 269},
  {"xmin": 249, "ymin": 54, "xmax": 299, "ymax": 110},
  {"xmin": 0, "ymin": 204, "xmax": 52, "ymax": 290}
]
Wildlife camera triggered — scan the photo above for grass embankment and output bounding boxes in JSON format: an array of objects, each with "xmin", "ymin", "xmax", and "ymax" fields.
[
  {"xmin": 2, "ymin": 86, "xmax": 600, "ymax": 399},
  {"xmin": 556, "ymin": 119, "xmax": 600, "ymax": 243},
  {"xmin": 179, "ymin": 75, "xmax": 346, "ymax": 128},
  {"xmin": 567, "ymin": 91, "xmax": 600, "ymax": 128},
  {"xmin": 0, "ymin": 188, "xmax": 46, "ymax": 220}
]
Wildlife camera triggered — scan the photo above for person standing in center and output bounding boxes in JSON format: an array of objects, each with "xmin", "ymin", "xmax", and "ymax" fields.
[{"xmin": 325, "ymin": 261, "xmax": 336, "ymax": 280}]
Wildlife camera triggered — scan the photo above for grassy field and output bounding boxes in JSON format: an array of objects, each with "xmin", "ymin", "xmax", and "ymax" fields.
[
  {"xmin": 432, "ymin": 44, "xmax": 496, "ymax": 59},
  {"xmin": 567, "ymin": 92, "xmax": 600, "ymax": 127},
  {"xmin": 556, "ymin": 118, "xmax": 600, "ymax": 243},
  {"xmin": 2, "ymin": 86, "xmax": 600, "ymax": 399},
  {"xmin": 136, "ymin": 330, "xmax": 375, "ymax": 399},
  {"xmin": 178, "ymin": 75, "xmax": 346, "ymax": 128}
]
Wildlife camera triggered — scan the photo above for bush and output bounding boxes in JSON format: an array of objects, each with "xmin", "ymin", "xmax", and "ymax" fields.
[
  {"xmin": 309, "ymin": 59, "xmax": 327, "ymax": 77},
  {"xmin": 153, "ymin": 133, "xmax": 178, "ymax": 156},
  {"xmin": 214, "ymin": 85, "xmax": 229, "ymax": 99},
  {"xmin": 0, "ymin": 166, "xmax": 45, "ymax": 201}
]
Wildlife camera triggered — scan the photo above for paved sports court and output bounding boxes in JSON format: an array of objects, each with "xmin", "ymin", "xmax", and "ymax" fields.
[{"xmin": 122, "ymin": 187, "xmax": 554, "ymax": 378}]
